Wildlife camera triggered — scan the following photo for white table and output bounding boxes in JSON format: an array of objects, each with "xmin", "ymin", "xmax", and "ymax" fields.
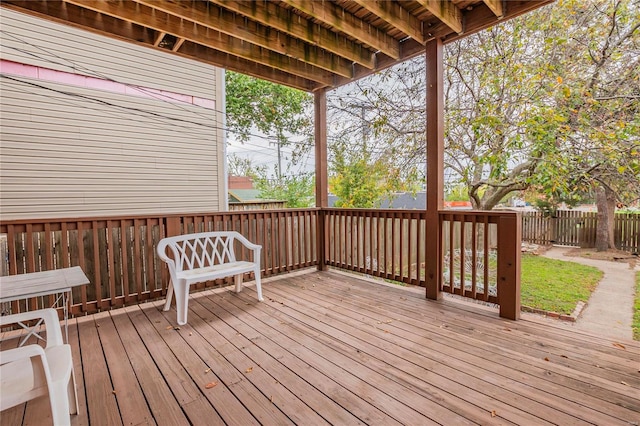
[{"xmin": 0, "ymin": 266, "xmax": 89, "ymax": 344}]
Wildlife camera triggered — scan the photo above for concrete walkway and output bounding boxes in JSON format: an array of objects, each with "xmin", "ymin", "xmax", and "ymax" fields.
[{"xmin": 541, "ymin": 246, "xmax": 638, "ymax": 340}]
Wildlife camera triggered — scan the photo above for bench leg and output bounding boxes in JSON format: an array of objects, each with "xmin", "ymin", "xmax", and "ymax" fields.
[
  {"xmin": 163, "ymin": 279, "xmax": 174, "ymax": 312},
  {"xmin": 254, "ymin": 268, "xmax": 264, "ymax": 302},
  {"xmin": 234, "ymin": 274, "xmax": 243, "ymax": 293},
  {"xmin": 174, "ymin": 280, "xmax": 189, "ymax": 326}
]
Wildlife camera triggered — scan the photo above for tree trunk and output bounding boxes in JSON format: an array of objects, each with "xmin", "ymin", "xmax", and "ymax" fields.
[{"xmin": 595, "ymin": 185, "xmax": 616, "ymax": 252}]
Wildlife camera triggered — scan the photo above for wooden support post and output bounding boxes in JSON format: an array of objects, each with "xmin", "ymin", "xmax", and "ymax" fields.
[
  {"xmin": 497, "ymin": 213, "xmax": 522, "ymax": 320},
  {"xmin": 425, "ymin": 39, "xmax": 444, "ymax": 300},
  {"xmin": 315, "ymin": 89, "xmax": 328, "ymax": 271}
]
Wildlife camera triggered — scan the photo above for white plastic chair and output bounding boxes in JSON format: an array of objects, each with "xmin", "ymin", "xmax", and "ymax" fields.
[{"xmin": 0, "ymin": 308, "xmax": 78, "ymax": 425}]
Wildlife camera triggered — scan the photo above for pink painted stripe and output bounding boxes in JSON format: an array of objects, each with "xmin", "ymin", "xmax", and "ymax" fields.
[{"xmin": 0, "ymin": 59, "xmax": 216, "ymax": 110}]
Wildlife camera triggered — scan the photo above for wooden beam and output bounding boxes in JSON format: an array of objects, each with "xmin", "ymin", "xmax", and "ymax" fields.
[
  {"xmin": 497, "ymin": 214, "xmax": 522, "ymax": 320},
  {"xmin": 415, "ymin": 0, "xmax": 463, "ymax": 34},
  {"xmin": 1, "ymin": 1, "xmax": 156, "ymax": 44},
  {"xmin": 332, "ymin": 38, "xmax": 425, "ymax": 89},
  {"xmin": 314, "ymin": 89, "xmax": 328, "ymax": 271},
  {"xmin": 442, "ymin": 0, "xmax": 554, "ymax": 44},
  {"xmin": 314, "ymin": 90, "xmax": 328, "ymax": 209},
  {"xmin": 280, "ymin": 0, "xmax": 400, "ymax": 59},
  {"xmin": 351, "ymin": 0, "xmax": 425, "ymax": 44},
  {"xmin": 134, "ymin": 0, "xmax": 354, "ymax": 78},
  {"xmin": 209, "ymin": 0, "xmax": 374, "ymax": 69},
  {"xmin": 483, "ymin": 0, "xmax": 504, "ymax": 18},
  {"xmin": 424, "ymin": 39, "xmax": 444, "ymax": 301},
  {"xmin": 177, "ymin": 41, "xmax": 321, "ymax": 92},
  {"xmin": 172, "ymin": 37, "xmax": 185, "ymax": 52},
  {"xmin": 64, "ymin": 0, "xmax": 336, "ymax": 86},
  {"xmin": 153, "ymin": 32, "xmax": 166, "ymax": 47},
  {"xmin": 1, "ymin": 1, "xmax": 320, "ymax": 92}
]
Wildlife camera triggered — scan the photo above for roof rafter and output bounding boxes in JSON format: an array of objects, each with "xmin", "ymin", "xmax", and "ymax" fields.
[
  {"xmin": 209, "ymin": 0, "xmax": 374, "ymax": 69},
  {"xmin": 133, "ymin": 0, "xmax": 354, "ymax": 78},
  {"xmin": 483, "ymin": 0, "xmax": 505, "ymax": 18},
  {"xmin": 351, "ymin": 0, "xmax": 425, "ymax": 44},
  {"xmin": 64, "ymin": 0, "xmax": 336, "ymax": 86},
  {"xmin": 415, "ymin": 0, "xmax": 463, "ymax": 34},
  {"xmin": 279, "ymin": 0, "xmax": 400, "ymax": 59}
]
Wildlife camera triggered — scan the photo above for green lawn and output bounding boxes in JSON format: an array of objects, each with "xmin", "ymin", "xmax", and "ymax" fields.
[
  {"xmin": 633, "ymin": 272, "xmax": 640, "ymax": 340},
  {"xmin": 521, "ymin": 254, "xmax": 602, "ymax": 315}
]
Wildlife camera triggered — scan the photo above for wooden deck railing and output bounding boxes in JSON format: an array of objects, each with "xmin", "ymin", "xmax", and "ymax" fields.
[
  {"xmin": 0, "ymin": 210, "xmax": 318, "ymax": 315},
  {"xmin": 323, "ymin": 208, "xmax": 521, "ymax": 319},
  {"xmin": 1, "ymin": 208, "xmax": 520, "ymax": 319}
]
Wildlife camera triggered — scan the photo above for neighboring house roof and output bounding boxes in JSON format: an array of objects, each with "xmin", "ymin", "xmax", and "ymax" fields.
[
  {"xmin": 328, "ymin": 192, "xmax": 426, "ymax": 209},
  {"xmin": 328, "ymin": 192, "xmax": 472, "ymax": 209},
  {"xmin": 228, "ymin": 189, "xmax": 282, "ymax": 204},
  {"xmin": 228, "ymin": 176, "xmax": 255, "ymax": 190}
]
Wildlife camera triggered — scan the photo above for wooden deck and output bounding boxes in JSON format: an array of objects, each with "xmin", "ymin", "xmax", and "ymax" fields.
[{"xmin": 2, "ymin": 270, "xmax": 639, "ymax": 425}]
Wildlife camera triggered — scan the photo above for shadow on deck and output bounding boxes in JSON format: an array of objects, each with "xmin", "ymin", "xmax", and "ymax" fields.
[{"xmin": 2, "ymin": 270, "xmax": 639, "ymax": 425}]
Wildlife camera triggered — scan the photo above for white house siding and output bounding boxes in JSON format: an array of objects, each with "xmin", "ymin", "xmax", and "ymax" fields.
[{"xmin": 0, "ymin": 8, "xmax": 226, "ymax": 220}]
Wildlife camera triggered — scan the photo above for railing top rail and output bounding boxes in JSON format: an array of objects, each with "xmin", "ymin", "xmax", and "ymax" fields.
[{"xmin": 0, "ymin": 208, "xmax": 320, "ymax": 227}]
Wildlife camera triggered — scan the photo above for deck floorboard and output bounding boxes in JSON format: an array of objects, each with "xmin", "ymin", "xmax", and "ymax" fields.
[{"xmin": 3, "ymin": 270, "xmax": 639, "ymax": 425}]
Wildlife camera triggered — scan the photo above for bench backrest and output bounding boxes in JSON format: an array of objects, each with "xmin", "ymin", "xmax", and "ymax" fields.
[{"xmin": 157, "ymin": 231, "xmax": 248, "ymax": 273}]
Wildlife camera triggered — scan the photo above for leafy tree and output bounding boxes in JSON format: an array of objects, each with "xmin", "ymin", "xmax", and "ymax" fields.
[
  {"xmin": 256, "ymin": 173, "xmax": 315, "ymax": 208},
  {"xmin": 225, "ymin": 71, "xmax": 313, "ymax": 176},
  {"xmin": 531, "ymin": 0, "xmax": 640, "ymax": 250},
  {"xmin": 326, "ymin": 0, "xmax": 639, "ymax": 250},
  {"xmin": 227, "ymin": 153, "xmax": 264, "ymax": 178},
  {"xmin": 327, "ymin": 65, "xmax": 424, "ymax": 207}
]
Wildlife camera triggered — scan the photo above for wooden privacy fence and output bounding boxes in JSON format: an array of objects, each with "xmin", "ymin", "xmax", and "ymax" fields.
[
  {"xmin": 324, "ymin": 208, "xmax": 521, "ymax": 318},
  {"xmin": 0, "ymin": 209, "xmax": 318, "ymax": 315},
  {"xmin": 522, "ymin": 211, "xmax": 640, "ymax": 252}
]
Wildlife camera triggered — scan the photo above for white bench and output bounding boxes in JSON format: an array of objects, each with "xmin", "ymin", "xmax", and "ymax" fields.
[{"xmin": 156, "ymin": 231, "xmax": 263, "ymax": 325}]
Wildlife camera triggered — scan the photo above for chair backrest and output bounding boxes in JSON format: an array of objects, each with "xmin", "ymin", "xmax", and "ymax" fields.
[
  {"xmin": 0, "ymin": 308, "xmax": 77, "ymax": 424},
  {"xmin": 157, "ymin": 231, "xmax": 241, "ymax": 273}
]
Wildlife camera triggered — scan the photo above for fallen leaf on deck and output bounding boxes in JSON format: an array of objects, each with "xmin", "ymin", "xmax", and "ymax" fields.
[
  {"xmin": 246, "ymin": 367, "xmax": 253, "ymax": 373},
  {"xmin": 189, "ymin": 332, "xmax": 193, "ymax": 336},
  {"xmin": 544, "ymin": 357, "xmax": 550, "ymax": 362},
  {"xmin": 560, "ymin": 355, "xmax": 568, "ymax": 358},
  {"xmin": 205, "ymin": 368, "xmax": 211, "ymax": 373},
  {"xmin": 205, "ymin": 382, "xmax": 217, "ymax": 389},
  {"xmin": 621, "ymin": 381, "xmax": 629, "ymax": 386},
  {"xmin": 165, "ymin": 326, "xmax": 172, "ymax": 330},
  {"xmin": 490, "ymin": 410, "xmax": 496, "ymax": 417},
  {"xmin": 613, "ymin": 342, "xmax": 626, "ymax": 350},
  {"xmin": 112, "ymin": 390, "xmax": 116, "ymax": 395},
  {"xmin": 173, "ymin": 327, "xmax": 180, "ymax": 331},
  {"xmin": 269, "ymin": 395, "xmax": 273, "ymax": 402}
]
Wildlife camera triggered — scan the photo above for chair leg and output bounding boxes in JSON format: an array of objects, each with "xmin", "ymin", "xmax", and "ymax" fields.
[
  {"xmin": 68, "ymin": 368, "xmax": 78, "ymax": 415},
  {"xmin": 234, "ymin": 274, "xmax": 243, "ymax": 293},
  {"xmin": 173, "ymin": 281, "xmax": 189, "ymax": 326},
  {"xmin": 254, "ymin": 268, "xmax": 264, "ymax": 302},
  {"xmin": 163, "ymin": 279, "xmax": 174, "ymax": 312},
  {"xmin": 50, "ymin": 379, "xmax": 71, "ymax": 426}
]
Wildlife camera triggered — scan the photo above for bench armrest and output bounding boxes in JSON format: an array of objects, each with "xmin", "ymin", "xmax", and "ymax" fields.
[
  {"xmin": 0, "ymin": 343, "xmax": 47, "ymax": 365},
  {"xmin": 0, "ymin": 308, "xmax": 64, "ymax": 347},
  {"xmin": 233, "ymin": 233, "xmax": 262, "ymax": 254}
]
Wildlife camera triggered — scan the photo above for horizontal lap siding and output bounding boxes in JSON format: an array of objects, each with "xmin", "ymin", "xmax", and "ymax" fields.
[
  {"xmin": 0, "ymin": 8, "xmax": 215, "ymax": 98},
  {"xmin": 0, "ymin": 9, "xmax": 225, "ymax": 220}
]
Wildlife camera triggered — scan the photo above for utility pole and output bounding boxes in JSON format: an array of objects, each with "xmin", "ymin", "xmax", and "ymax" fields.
[{"xmin": 268, "ymin": 135, "xmax": 283, "ymax": 180}]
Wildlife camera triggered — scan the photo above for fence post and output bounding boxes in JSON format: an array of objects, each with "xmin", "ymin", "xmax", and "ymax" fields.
[{"xmin": 497, "ymin": 213, "xmax": 521, "ymax": 320}]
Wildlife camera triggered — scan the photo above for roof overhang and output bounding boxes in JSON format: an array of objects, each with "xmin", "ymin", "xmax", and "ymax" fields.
[{"xmin": 1, "ymin": 0, "xmax": 554, "ymax": 92}]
